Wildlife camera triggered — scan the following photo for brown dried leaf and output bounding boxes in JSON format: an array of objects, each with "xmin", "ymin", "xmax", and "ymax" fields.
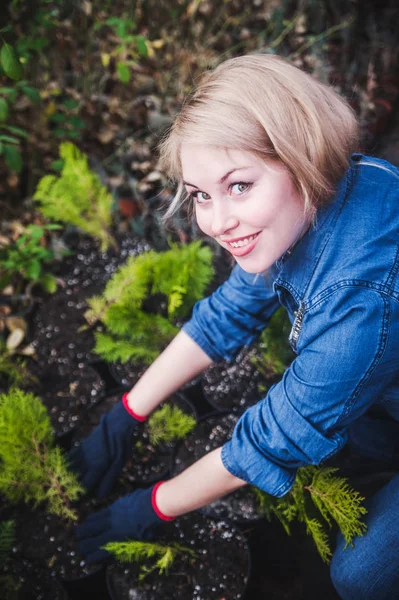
[
  {"xmin": 6, "ymin": 316, "xmax": 27, "ymax": 333},
  {"xmin": 6, "ymin": 328, "xmax": 25, "ymax": 351},
  {"xmin": 19, "ymin": 344, "xmax": 36, "ymax": 357}
]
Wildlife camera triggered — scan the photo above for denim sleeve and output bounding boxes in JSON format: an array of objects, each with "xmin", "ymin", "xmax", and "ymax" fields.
[
  {"xmin": 182, "ymin": 264, "xmax": 280, "ymax": 362},
  {"xmin": 221, "ymin": 287, "xmax": 397, "ymax": 497}
]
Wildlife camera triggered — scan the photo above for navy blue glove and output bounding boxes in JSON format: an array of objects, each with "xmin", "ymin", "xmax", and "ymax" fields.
[
  {"xmin": 77, "ymin": 483, "xmax": 174, "ymax": 563},
  {"xmin": 69, "ymin": 393, "xmax": 147, "ymax": 498}
]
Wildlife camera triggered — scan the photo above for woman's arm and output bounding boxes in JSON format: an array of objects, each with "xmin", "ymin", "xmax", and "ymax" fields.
[
  {"xmin": 155, "ymin": 447, "xmax": 247, "ymax": 517},
  {"xmin": 125, "ymin": 330, "xmax": 213, "ymax": 417}
]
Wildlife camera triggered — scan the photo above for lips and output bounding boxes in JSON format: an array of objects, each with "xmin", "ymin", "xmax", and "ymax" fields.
[{"xmin": 221, "ymin": 232, "xmax": 261, "ymax": 257}]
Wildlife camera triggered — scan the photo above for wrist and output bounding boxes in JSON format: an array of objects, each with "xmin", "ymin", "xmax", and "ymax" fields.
[
  {"xmin": 122, "ymin": 392, "xmax": 148, "ymax": 422},
  {"xmin": 151, "ymin": 482, "xmax": 176, "ymax": 521}
]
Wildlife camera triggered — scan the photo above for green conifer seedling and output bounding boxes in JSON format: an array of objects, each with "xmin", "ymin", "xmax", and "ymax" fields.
[
  {"xmin": 34, "ymin": 142, "xmax": 116, "ymax": 251},
  {"xmin": 103, "ymin": 539, "xmax": 196, "ymax": 582},
  {"xmin": 0, "ymin": 389, "xmax": 84, "ymax": 520},
  {"xmin": 147, "ymin": 405, "xmax": 196, "ymax": 446},
  {"xmin": 85, "ymin": 241, "xmax": 214, "ymax": 364},
  {"xmin": 254, "ymin": 465, "xmax": 367, "ymax": 563}
]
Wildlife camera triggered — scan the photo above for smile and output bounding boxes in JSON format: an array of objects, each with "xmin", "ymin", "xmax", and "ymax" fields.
[
  {"xmin": 228, "ymin": 234, "xmax": 259, "ymax": 248},
  {"xmin": 222, "ymin": 232, "xmax": 261, "ymax": 257}
]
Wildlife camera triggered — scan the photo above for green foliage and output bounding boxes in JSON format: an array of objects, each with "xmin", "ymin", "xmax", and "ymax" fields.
[
  {"xmin": 0, "ymin": 341, "xmax": 36, "ymax": 388},
  {"xmin": 252, "ymin": 307, "xmax": 295, "ymax": 378},
  {"xmin": 96, "ymin": 15, "xmax": 149, "ymax": 84},
  {"xmin": 0, "ymin": 520, "xmax": 20, "ymax": 600},
  {"xmin": 0, "ymin": 38, "xmax": 37, "ymax": 173},
  {"xmin": 147, "ymin": 405, "xmax": 196, "ymax": 446},
  {"xmin": 34, "ymin": 142, "xmax": 116, "ymax": 251},
  {"xmin": 0, "ymin": 224, "xmax": 61, "ymax": 293},
  {"xmin": 0, "ymin": 44, "xmax": 24, "ymax": 81},
  {"xmin": 0, "ymin": 389, "xmax": 84, "ymax": 520},
  {"xmin": 48, "ymin": 96, "xmax": 85, "ymax": 141},
  {"xmin": 254, "ymin": 465, "xmax": 367, "ymax": 563},
  {"xmin": 85, "ymin": 241, "xmax": 213, "ymax": 364},
  {"xmin": 103, "ymin": 539, "xmax": 196, "ymax": 582},
  {"xmin": 0, "ymin": 521, "xmax": 15, "ymax": 563}
]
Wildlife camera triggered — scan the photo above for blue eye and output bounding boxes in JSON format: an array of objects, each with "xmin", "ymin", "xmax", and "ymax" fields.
[
  {"xmin": 230, "ymin": 182, "xmax": 251, "ymax": 195},
  {"xmin": 191, "ymin": 191, "xmax": 211, "ymax": 204}
]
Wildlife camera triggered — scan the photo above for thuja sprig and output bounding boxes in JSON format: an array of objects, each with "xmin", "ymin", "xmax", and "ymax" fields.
[
  {"xmin": 147, "ymin": 405, "xmax": 196, "ymax": 446},
  {"xmin": 0, "ymin": 389, "xmax": 84, "ymax": 520},
  {"xmin": 103, "ymin": 539, "xmax": 197, "ymax": 582},
  {"xmin": 84, "ymin": 241, "xmax": 213, "ymax": 365},
  {"xmin": 34, "ymin": 142, "xmax": 116, "ymax": 251},
  {"xmin": 254, "ymin": 465, "xmax": 367, "ymax": 563}
]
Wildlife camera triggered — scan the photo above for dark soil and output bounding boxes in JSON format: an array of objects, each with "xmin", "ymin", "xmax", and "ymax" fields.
[
  {"xmin": 202, "ymin": 346, "xmax": 280, "ymax": 411},
  {"xmin": 172, "ymin": 413, "xmax": 260, "ymax": 524},
  {"xmin": 106, "ymin": 513, "xmax": 250, "ymax": 600},
  {"xmin": 1, "ymin": 557, "xmax": 68, "ymax": 600},
  {"xmin": 28, "ymin": 234, "xmax": 151, "ymax": 432},
  {"xmin": 72, "ymin": 392, "xmax": 197, "ymax": 488}
]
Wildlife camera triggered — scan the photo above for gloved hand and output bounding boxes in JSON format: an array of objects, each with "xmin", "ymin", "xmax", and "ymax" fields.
[
  {"xmin": 77, "ymin": 482, "xmax": 174, "ymax": 563},
  {"xmin": 68, "ymin": 393, "xmax": 147, "ymax": 498}
]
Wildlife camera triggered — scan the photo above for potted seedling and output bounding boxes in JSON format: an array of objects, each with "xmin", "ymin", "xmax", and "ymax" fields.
[{"xmin": 105, "ymin": 512, "xmax": 251, "ymax": 600}]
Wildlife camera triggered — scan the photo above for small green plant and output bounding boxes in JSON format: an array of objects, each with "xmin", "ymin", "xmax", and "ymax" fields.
[
  {"xmin": 0, "ymin": 389, "xmax": 84, "ymax": 520},
  {"xmin": 0, "ymin": 340, "xmax": 36, "ymax": 387},
  {"xmin": 254, "ymin": 465, "xmax": 367, "ymax": 563},
  {"xmin": 48, "ymin": 96, "xmax": 85, "ymax": 141},
  {"xmin": 103, "ymin": 539, "xmax": 196, "ymax": 582},
  {"xmin": 85, "ymin": 241, "xmax": 213, "ymax": 364},
  {"xmin": 96, "ymin": 15, "xmax": 149, "ymax": 84},
  {"xmin": 147, "ymin": 405, "xmax": 196, "ymax": 446},
  {"xmin": 34, "ymin": 142, "xmax": 116, "ymax": 251},
  {"xmin": 0, "ymin": 223, "xmax": 62, "ymax": 293},
  {"xmin": 252, "ymin": 307, "xmax": 295, "ymax": 379}
]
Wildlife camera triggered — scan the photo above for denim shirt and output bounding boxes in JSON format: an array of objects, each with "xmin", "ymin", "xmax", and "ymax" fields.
[{"xmin": 182, "ymin": 154, "xmax": 399, "ymax": 497}]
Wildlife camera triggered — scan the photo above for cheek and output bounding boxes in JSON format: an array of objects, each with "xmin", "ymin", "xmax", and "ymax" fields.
[{"xmin": 195, "ymin": 206, "xmax": 212, "ymax": 235}]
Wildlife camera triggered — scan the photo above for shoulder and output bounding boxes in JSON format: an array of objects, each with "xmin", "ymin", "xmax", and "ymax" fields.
[{"xmin": 350, "ymin": 154, "xmax": 399, "ymax": 197}]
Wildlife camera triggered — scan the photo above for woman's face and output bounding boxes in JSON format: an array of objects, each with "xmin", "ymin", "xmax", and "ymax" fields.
[{"xmin": 181, "ymin": 144, "xmax": 307, "ymax": 274}]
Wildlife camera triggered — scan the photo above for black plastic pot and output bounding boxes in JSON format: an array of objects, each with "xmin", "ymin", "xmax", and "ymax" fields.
[
  {"xmin": 105, "ymin": 513, "xmax": 252, "ymax": 600},
  {"xmin": 61, "ymin": 565, "xmax": 111, "ymax": 600},
  {"xmin": 176, "ymin": 377, "xmax": 222, "ymax": 420}
]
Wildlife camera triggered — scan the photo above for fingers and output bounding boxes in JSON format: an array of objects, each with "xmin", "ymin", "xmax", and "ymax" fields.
[{"xmin": 76, "ymin": 508, "xmax": 110, "ymax": 539}]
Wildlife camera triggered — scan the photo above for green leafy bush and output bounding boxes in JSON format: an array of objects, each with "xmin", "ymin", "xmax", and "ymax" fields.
[
  {"xmin": 0, "ymin": 389, "xmax": 84, "ymax": 520},
  {"xmin": 104, "ymin": 539, "xmax": 196, "ymax": 582},
  {"xmin": 147, "ymin": 405, "xmax": 196, "ymax": 446},
  {"xmin": 0, "ymin": 223, "xmax": 61, "ymax": 293},
  {"xmin": 34, "ymin": 142, "xmax": 116, "ymax": 251},
  {"xmin": 254, "ymin": 465, "xmax": 367, "ymax": 563},
  {"xmin": 85, "ymin": 241, "xmax": 214, "ymax": 364}
]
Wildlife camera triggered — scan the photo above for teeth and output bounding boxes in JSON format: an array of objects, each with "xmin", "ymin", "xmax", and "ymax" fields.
[{"xmin": 229, "ymin": 234, "xmax": 257, "ymax": 248}]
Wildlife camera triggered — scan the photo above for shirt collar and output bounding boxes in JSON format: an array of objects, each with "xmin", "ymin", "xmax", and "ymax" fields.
[{"xmin": 272, "ymin": 157, "xmax": 356, "ymax": 301}]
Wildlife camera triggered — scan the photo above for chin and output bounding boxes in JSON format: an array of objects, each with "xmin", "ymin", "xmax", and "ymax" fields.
[{"xmin": 235, "ymin": 257, "xmax": 272, "ymax": 274}]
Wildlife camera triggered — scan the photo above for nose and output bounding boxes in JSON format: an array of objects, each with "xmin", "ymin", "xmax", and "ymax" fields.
[{"xmin": 210, "ymin": 201, "xmax": 239, "ymax": 237}]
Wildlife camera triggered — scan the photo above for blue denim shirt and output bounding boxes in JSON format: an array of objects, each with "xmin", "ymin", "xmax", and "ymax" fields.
[{"xmin": 182, "ymin": 154, "xmax": 399, "ymax": 497}]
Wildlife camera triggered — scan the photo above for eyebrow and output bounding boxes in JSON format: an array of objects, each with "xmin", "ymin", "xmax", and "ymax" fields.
[{"xmin": 183, "ymin": 166, "xmax": 252, "ymax": 188}]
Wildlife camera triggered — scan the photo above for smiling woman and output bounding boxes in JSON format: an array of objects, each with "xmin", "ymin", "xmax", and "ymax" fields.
[
  {"xmin": 180, "ymin": 144, "xmax": 307, "ymax": 273},
  {"xmin": 73, "ymin": 53, "xmax": 399, "ymax": 600}
]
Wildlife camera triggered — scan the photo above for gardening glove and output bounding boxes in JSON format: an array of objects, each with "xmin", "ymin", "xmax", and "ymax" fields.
[
  {"xmin": 77, "ymin": 482, "xmax": 174, "ymax": 563},
  {"xmin": 68, "ymin": 393, "xmax": 147, "ymax": 498}
]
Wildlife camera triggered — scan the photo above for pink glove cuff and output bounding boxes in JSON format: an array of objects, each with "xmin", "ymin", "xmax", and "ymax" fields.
[
  {"xmin": 151, "ymin": 481, "xmax": 176, "ymax": 521},
  {"xmin": 122, "ymin": 393, "xmax": 148, "ymax": 422}
]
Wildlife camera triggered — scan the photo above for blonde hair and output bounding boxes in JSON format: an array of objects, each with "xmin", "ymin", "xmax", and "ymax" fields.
[{"xmin": 159, "ymin": 53, "xmax": 359, "ymax": 222}]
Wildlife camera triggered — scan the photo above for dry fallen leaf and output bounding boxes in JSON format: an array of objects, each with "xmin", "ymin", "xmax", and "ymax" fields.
[
  {"xmin": 6, "ymin": 316, "xmax": 27, "ymax": 333},
  {"xmin": 6, "ymin": 328, "xmax": 25, "ymax": 351},
  {"xmin": 19, "ymin": 344, "xmax": 36, "ymax": 357}
]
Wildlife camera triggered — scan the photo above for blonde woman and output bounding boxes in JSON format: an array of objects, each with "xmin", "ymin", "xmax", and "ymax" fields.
[{"xmin": 72, "ymin": 54, "xmax": 399, "ymax": 598}]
